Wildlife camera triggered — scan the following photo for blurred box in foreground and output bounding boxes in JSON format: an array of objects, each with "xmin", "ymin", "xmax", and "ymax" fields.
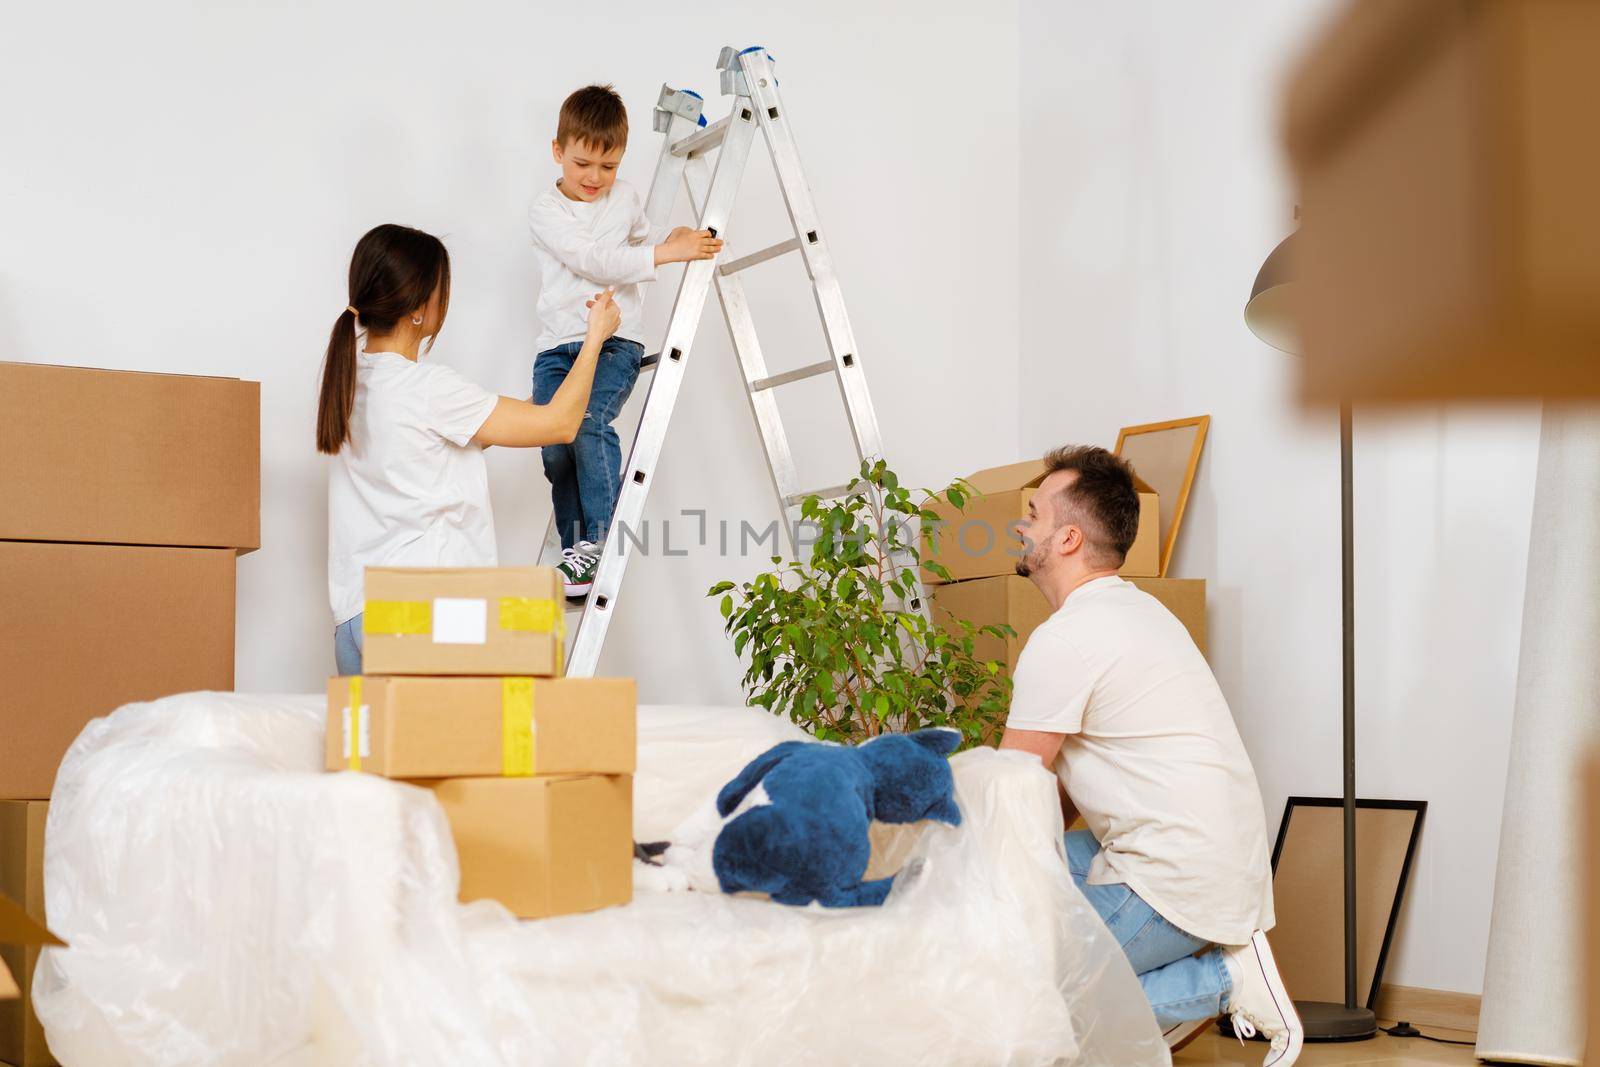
[{"xmin": 1286, "ymin": 0, "xmax": 1600, "ymax": 402}]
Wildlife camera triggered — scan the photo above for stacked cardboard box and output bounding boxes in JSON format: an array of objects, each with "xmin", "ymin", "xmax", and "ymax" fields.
[
  {"xmin": 328, "ymin": 566, "xmax": 635, "ymax": 920},
  {"xmin": 0, "ymin": 362, "xmax": 259, "ymax": 801},
  {"xmin": 0, "ymin": 803, "xmax": 61, "ymax": 1067},
  {"xmin": 923, "ymin": 459, "xmax": 1208, "ymax": 689},
  {"xmin": 0, "ymin": 363, "xmax": 258, "ymax": 1067},
  {"xmin": 922, "ymin": 459, "xmax": 1160, "ymax": 584},
  {"xmin": 931, "ymin": 574, "xmax": 1206, "ymax": 678}
]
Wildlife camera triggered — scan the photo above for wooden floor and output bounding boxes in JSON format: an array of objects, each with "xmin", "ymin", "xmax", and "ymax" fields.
[{"xmin": 1175, "ymin": 1024, "xmax": 1479, "ymax": 1065}]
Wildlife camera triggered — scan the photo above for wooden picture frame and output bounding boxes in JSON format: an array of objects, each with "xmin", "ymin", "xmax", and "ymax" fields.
[
  {"xmin": 1269, "ymin": 798, "xmax": 1427, "ymax": 1010},
  {"xmin": 1113, "ymin": 416, "xmax": 1210, "ymax": 576}
]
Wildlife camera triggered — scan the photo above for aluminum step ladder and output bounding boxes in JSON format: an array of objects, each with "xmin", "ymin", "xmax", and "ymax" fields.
[{"xmin": 545, "ymin": 45, "xmax": 925, "ymax": 677}]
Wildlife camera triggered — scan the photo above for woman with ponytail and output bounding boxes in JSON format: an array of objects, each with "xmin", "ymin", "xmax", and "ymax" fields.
[{"xmin": 319, "ymin": 223, "xmax": 619, "ymax": 675}]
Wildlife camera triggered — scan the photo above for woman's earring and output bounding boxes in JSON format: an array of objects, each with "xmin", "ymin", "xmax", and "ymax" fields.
[{"xmin": 411, "ymin": 315, "xmax": 423, "ymax": 326}]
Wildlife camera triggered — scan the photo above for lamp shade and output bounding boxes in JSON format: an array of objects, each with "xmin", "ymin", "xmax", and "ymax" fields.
[{"xmin": 1245, "ymin": 232, "xmax": 1299, "ymax": 355}]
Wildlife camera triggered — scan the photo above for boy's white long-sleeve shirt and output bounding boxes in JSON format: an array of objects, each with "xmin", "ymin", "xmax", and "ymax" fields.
[{"xmin": 528, "ymin": 178, "xmax": 663, "ymax": 351}]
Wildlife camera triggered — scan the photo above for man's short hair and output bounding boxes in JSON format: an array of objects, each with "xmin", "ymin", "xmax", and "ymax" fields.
[
  {"xmin": 1042, "ymin": 445, "xmax": 1142, "ymax": 567},
  {"xmin": 557, "ymin": 84, "xmax": 628, "ymax": 152}
]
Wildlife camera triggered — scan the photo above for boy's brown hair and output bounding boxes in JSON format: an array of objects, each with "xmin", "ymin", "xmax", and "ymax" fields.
[{"xmin": 557, "ymin": 85, "xmax": 628, "ymax": 153}]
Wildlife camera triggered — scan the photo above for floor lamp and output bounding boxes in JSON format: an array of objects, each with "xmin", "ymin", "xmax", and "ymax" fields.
[{"xmin": 1244, "ymin": 231, "xmax": 1377, "ymax": 1042}]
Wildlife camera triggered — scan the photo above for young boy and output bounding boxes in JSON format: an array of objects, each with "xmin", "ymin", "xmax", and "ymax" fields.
[{"xmin": 529, "ymin": 84, "xmax": 722, "ymax": 597}]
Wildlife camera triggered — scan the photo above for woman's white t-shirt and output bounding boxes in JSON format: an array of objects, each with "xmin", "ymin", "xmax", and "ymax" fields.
[
  {"xmin": 327, "ymin": 350, "xmax": 500, "ymax": 625},
  {"xmin": 1006, "ymin": 575, "xmax": 1276, "ymax": 946}
]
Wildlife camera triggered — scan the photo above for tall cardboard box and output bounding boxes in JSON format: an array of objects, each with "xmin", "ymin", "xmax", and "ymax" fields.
[
  {"xmin": 0, "ymin": 362, "xmax": 260, "ymax": 551},
  {"xmin": 931, "ymin": 574, "xmax": 1207, "ymax": 678},
  {"xmin": 922, "ymin": 460, "xmax": 1159, "ymax": 584},
  {"xmin": 0, "ymin": 801, "xmax": 55, "ymax": 1067},
  {"xmin": 1587, "ymin": 751, "xmax": 1600, "ymax": 1067},
  {"xmin": 1285, "ymin": 1, "xmax": 1600, "ymax": 402},
  {"xmin": 362, "ymin": 567, "xmax": 566, "ymax": 677},
  {"xmin": 424, "ymin": 775, "xmax": 632, "ymax": 920},
  {"xmin": 325, "ymin": 676, "xmax": 636, "ymax": 778},
  {"xmin": 0, "ymin": 542, "xmax": 236, "ymax": 799}
]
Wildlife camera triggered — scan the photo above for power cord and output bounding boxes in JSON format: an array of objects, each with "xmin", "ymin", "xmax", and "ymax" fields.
[{"xmin": 1383, "ymin": 1021, "xmax": 1475, "ymax": 1047}]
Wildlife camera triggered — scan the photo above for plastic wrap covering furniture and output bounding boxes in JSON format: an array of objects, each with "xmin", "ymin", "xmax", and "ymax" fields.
[{"xmin": 34, "ymin": 692, "xmax": 1168, "ymax": 1066}]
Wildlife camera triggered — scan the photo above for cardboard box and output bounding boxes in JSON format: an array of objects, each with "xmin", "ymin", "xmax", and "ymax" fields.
[
  {"xmin": 361, "ymin": 567, "xmax": 566, "ymax": 676},
  {"xmin": 1129, "ymin": 576, "xmax": 1208, "ymax": 656},
  {"xmin": 929, "ymin": 575, "xmax": 1053, "ymax": 678},
  {"xmin": 325, "ymin": 676, "xmax": 636, "ymax": 778},
  {"xmin": 0, "ymin": 362, "xmax": 260, "ymax": 551},
  {"xmin": 1285, "ymin": 1, "xmax": 1600, "ymax": 402},
  {"xmin": 424, "ymin": 775, "xmax": 632, "ymax": 920},
  {"xmin": 922, "ymin": 460, "xmax": 1159, "ymax": 584},
  {"xmin": 1, "ymin": 801, "xmax": 61, "ymax": 1066},
  {"xmin": 930, "ymin": 574, "xmax": 1207, "ymax": 677},
  {"xmin": 0, "ymin": 542, "xmax": 236, "ymax": 800}
]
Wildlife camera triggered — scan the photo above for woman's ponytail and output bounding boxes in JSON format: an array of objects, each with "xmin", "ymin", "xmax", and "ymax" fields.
[
  {"xmin": 316, "ymin": 306, "xmax": 359, "ymax": 454},
  {"xmin": 315, "ymin": 224, "xmax": 451, "ymax": 455}
]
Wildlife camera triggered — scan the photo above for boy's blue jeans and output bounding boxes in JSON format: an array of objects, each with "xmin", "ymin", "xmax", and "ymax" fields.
[
  {"xmin": 532, "ymin": 337, "xmax": 644, "ymax": 549},
  {"xmin": 1065, "ymin": 829, "xmax": 1233, "ymax": 1030}
]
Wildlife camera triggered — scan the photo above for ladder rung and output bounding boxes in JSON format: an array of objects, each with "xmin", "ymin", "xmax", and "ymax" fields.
[
  {"xmin": 670, "ymin": 116, "xmax": 730, "ymax": 158},
  {"xmin": 783, "ymin": 483, "xmax": 854, "ymax": 509},
  {"xmin": 749, "ymin": 360, "xmax": 833, "ymax": 393},
  {"xmin": 718, "ymin": 237, "xmax": 801, "ymax": 276},
  {"xmin": 641, "ymin": 352, "xmax": 661, "ymax": 370}
]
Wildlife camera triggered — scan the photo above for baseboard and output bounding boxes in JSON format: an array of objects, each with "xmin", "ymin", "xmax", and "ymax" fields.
[{"xmin": 1374, "ymin": 982, "xmax": 1481, "ymax": 1035}]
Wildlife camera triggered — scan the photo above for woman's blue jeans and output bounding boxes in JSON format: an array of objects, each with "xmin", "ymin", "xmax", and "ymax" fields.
[{"xmin": 334, "ymin": 613, "xmax": 364, "ymax": 677}]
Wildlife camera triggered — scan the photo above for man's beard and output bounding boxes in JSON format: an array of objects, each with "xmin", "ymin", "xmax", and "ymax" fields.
[{"xmin": 1015, "ymin": 539, "xmax": 1048, "ymax": 578}]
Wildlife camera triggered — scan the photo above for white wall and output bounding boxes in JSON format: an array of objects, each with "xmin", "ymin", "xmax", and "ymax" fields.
[
  {"xmin": 0, "ymin": 1, "xmax": 1021, "ymax": 704},
  {"xmin": 1018, "ymin": 0, "xmax": 1541, "ymax": 995}
]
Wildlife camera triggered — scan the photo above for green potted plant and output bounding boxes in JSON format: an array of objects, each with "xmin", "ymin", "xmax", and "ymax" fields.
[{"xmin": 708, "ymin": 459, "xmax": 1013, "ymax": 747}]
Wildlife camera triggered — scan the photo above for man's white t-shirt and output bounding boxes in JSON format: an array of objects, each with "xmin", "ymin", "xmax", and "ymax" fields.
[
  {"xmin": 327, "ymin": 351, "xmax": 500, "ymax": 625},
  {"xmin": 527, "ymin": 179, "xmax": 663, "ymax": 351},
  {"xmin": 1007, "ymin": 575, "xmax": 1275, "ymax": 946}
]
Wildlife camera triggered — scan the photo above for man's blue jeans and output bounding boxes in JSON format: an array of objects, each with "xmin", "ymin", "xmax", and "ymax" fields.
[
  {"xmin": 1065, "ymin": 829, "xmax": 1233, "ymax": 1030},
  {"xmin": 532, "ymin": 337, "xmax": 644, "ymax": 549}
]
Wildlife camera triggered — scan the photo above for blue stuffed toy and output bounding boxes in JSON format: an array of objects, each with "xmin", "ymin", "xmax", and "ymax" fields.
[{"xmin": 710, "ymin": 728, "xmax": 963, "ymax": 908}]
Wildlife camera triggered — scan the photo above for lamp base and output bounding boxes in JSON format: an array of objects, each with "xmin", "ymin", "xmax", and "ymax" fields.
[{"xmin": 1217, "ymin": 1001, "xmax": 1377, "ymax": 1043}]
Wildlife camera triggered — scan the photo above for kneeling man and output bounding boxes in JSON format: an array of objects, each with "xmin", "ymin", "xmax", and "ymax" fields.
[{"xmin": 999, "ymin": 446, "xmax": 1302, "ymax": 1066}]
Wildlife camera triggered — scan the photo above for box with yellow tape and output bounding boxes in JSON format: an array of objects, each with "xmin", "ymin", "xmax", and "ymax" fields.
[
  {"xmin": 325, "ymin": 676, "xmax": 635, "ymax": 779},
  {"xmin": 361, "ymin": 566, "xmax": 566, "ymax": 676},
  {"xmin": 423, "ymin": 774, "xmax": 633, "ymax": 920}
]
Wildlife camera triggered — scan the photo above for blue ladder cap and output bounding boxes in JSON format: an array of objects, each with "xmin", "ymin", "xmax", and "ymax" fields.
[
  {"xmin": 675, "ymin": 88, "xmax": 709, "ymax": 126},
  {"xmin": 738, "ymin": 45, "xmax": 776, "ymax": 81}
]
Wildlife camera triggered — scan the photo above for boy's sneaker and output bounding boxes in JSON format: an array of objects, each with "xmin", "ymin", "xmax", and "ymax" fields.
[
  {"xmin": 1163, "ymin": 1017, "xmax": 1214, "ymax": 1052},
  {"xmin": 557, "ymin": 541, "xmax": 599, "ymax": 598},
  {"xmin": 1223, "ymin": 931, "xmax": 1303, "ymax": 1066}
]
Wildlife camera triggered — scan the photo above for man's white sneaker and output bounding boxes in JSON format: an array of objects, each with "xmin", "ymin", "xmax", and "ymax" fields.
[
  {"xmin": 1223, "ymin": 931, "xmax": 1303, "ymax": 1067},
  {"xmin": 1163, "ymin": 1017, "xmax": 1213, "ymax": 1052}
]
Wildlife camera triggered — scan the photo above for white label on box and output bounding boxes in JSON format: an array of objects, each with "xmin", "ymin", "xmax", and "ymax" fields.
[
  {"xmin": 342, "ymin": 704, "xmax": 371, "ymax": 758},
  {"xmin": 432, "ymin": 597, "xmax": 488, "ymax": 644}
]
